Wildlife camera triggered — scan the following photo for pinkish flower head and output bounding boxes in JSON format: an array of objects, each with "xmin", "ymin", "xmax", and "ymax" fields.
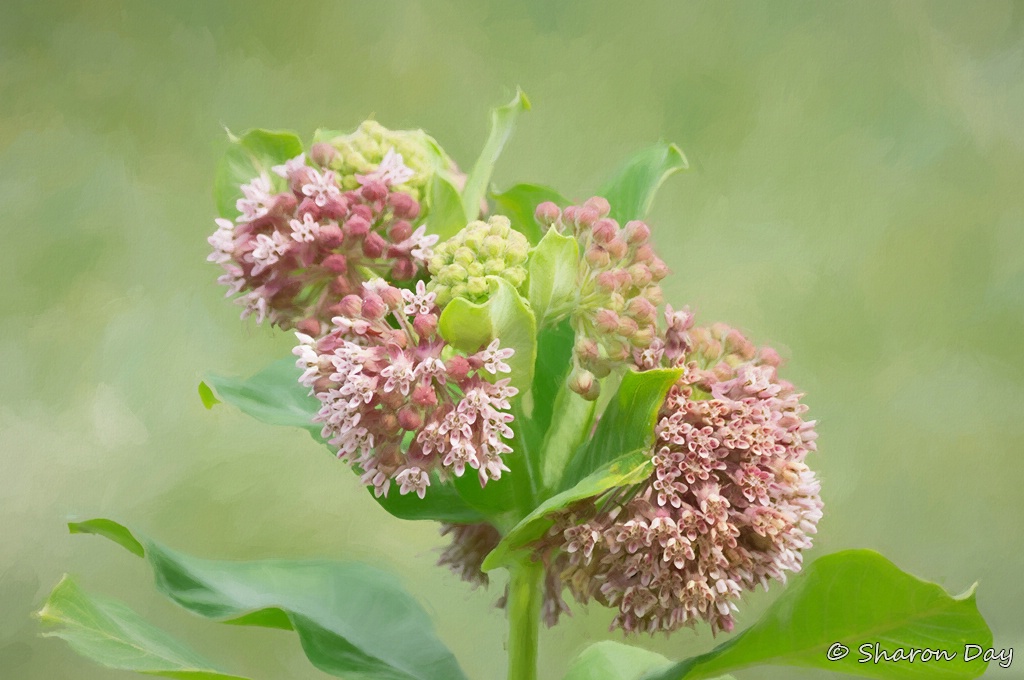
[
  {"xmin": 293, "ymin": 279, "xmax": 519, "ymax": 498},
  {"xmin": 207, "ymin": 152, "xmax": 437, "ymax": 330},
  {"xmin": 533, "ymin": 322, "xmax": 821, "ymax": 635}
]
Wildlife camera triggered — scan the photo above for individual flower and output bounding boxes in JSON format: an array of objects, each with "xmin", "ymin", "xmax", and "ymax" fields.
[
  {"xmin": 293, "ymin": 279, "xmax": 519, "ymax": 499},
  {"xmin": 426, "ymin": 216, "xmax": 530, "ymax": 306},
  {"xmin": 533, "ymin": 321, "xmax": 821, "ymax": 635},
  {"xmin": 534, "ymin": 197, "xmax": 669, "ymax": 400},
  {"xmin": 207, "ymin": 148, "xmax": 437, "ymax": 332}
]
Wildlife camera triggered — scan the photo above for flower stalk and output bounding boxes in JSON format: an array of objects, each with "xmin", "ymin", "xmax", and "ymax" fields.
[{"xmin": 506, "ymin": 559, "xmax": 544, "ymax": 680}]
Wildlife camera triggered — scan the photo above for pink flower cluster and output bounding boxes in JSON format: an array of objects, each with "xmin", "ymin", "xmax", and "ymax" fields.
[
  {"xmin": 293, "ymin": 279, "xmax": 519, "ymax": 499},
  {"xmin": 538, "ymin": 320, "xmax": 821, "ymax": 634},
  {"xmin": 534, "ymin": 197, "xmax": 669, "ymax": 400},
  {"xmin": 208, "ymin": 149, "xmax": 437, "ymax": 332}
]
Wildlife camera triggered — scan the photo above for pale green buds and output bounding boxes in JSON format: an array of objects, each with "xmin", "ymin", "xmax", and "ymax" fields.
[{"xmin": 428, "ymin": 216, "xmax": 530, "ymax": 306}]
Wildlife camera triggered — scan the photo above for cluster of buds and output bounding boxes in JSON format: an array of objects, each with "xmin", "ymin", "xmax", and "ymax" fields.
[
  {"xmin": 314, "ymin": 120, "xmax": 446, "ymax": 205},
  {"xmin": 292, "ymin": 279, "xmax": 519, "ymax": 499},
  {"xmin": 207, "ymin": 148, "xmax": 437, "ymax": 332},
  {"xmin": 535, "ymin": 198, "xmax": 669, "ymax": 400},
  {"xmin": 427, "ymin": 216, "xmax": 530, "ymax": 306},
  {"xmin": 534, "ymin": 320, "xmax": 821, "ymax": 634}
]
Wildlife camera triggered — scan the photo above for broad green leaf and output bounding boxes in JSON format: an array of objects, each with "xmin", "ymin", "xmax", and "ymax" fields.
[
  {"xmin": 490, "ymin": 184, "xmax": 569, "ymax": 245},
  {"xmin": 644, "ymin": 550, "xmax": 992, "ymax": 680},
  {"xmin": 527, "ymin": 227, "xmax": 580, "ymax": 326},
  {"xmin": 563, "ymin": 367, "xmax": 681, "ymax": 489},
  {"xmin": 69, "ymin": 518, "xmax": 145, "ymax": 557},
  {"xmin": 425, "ymin": 172, "xmax": 468, "ymax": 241},
  {"xmin": 73, "ymin": 521, "xmax": 470, "ymax": 680},
  {"xmin": 204, "ymin": 358, "xmax": 321, "ymax": 438},
  {"xmin": 462, "ymin": 88, "xmax": 531, "ymax": 221},
  {"xmin": 204, "ymin": 359, "xmax": 485, "ymax": 524},
  {"xmin": 481, "ymin": 449, "xmax": 653, "ymax": 572},
  {"xmin": 564, "ymin": 641, "xmax": 670, "ymax": 680},
  {"xmin": 213, "ymin": 128, "xmax": 303, "ymax": 218},
  {"xmin": 598, "ymin": 142, "xmax": 688, "ymax": 224},
  {"xmin": 38, "ymin": 576, "xmax": 248, "ymax": 680},
  {"xmin": 537, "ymin": 386, "xmax": 597, "ymax": 496},
  {"xmin": 437, "ymin": 276, "xmax": 537, "ymax": 391}
]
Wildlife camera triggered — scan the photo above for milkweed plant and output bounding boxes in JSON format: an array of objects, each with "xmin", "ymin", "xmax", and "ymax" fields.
[{"xmin": 39, "ymin": 91, "xmax": 994, "ymax": 680}]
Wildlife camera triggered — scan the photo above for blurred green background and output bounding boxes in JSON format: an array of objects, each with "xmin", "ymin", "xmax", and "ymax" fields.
[{"xmin": 2, "ymin": 1, "xmax": 1022, "ymax": 678}]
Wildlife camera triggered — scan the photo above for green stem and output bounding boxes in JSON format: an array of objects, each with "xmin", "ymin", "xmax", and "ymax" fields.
[{"xmin": 506, "ymin": 560, "xmax": 543, "ymax": 680}]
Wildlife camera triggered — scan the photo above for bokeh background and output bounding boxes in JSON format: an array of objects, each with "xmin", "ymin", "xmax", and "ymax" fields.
[{"xmin": 2, "ymin": 2, "xmax": 1022, "ymax": 678}]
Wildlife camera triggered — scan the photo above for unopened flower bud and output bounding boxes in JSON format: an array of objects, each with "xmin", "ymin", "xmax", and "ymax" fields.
[
  {"xmin": 363, "ymin": 232, "xmax": 386, "ymax": 258},
  {"xmin": 388, "ymin": 192, "xmax": 420, "ymax": 220},
  {"xmin": 411, "ymin": 383, "xmax": 438, "ymax": 407},
  {"xmin": 390, "ymin": 257, "xmax": 416, "ymax": 280},
  {"xmin": 397, "ymin": 406, "xmax": 423, "ymax": 431},
  {"xmin": 413, "ymin": 312, "xmax": 438, "ymax": 338},
  {"xmin": 628, "ymin": 263, "xmax": 653, "ymax": 288},
  {"xmin": 378, "ymin": 284, "xmax": 404, "ymax": 309},
  {"xmin": 446, "ymin": 355, "xmax": 471, "ymax": 382},
  {"xmin": 568, "ymin": 367, "xmax": 600, "ymax": 400},
  {"xmin": 345, "ymin": 215, "xmax": 371, "ymax": 238},
  {"xmin": 535, "ymin": 201, "xmax": 561, "ymax": 227},
  {"xmin": 584, "ymin": 196, "xmax": 611, "ymax": 217},
  {"xmin": 575, "ymin": 337, "xmax": 600, "ymax": 362},
  {"xmin": 617, "ymin": 316, "xmax": 639, "ymax": 337},
  {"xmin": 296, "ymin": 317, "xmax": 322, "ymax": 337},
  {"xmin": 596, "ymin": 271, "xmax": 619, "ymax": 291},
  {"xmin": 623, "ymin": 220, "xmax": 651, "ymax": 244},
  {"xmin": 318, "ymin": 223, "xmax": 344, "ymax": 249},
  {"xmin": 388, "ymin": 220, "xmax": 413, "ymax": 242},
  {"xmin": 606, "ymin": 237, "xmax": 628, "ymax": 260},
  {"xmin": 310, "ymin": 142, "xmax": 339, "ymax": 167},
  {"xmin": 322, "ymin": 253, "xmax": 348, "ymax": 274},
  {"xmin": 586, "ymin": 246, "xmax": 611, "ymax": 268},
  {"xmin": 361, "ymin": 294, "xmax": 386, "ymax": 320},
  {"xmin": 627, "ymin": 296, "xmax": 657, "ymax": 322},
  {"xmin": 594, "ymin": 308, "xmax": 620, "ymax": 333},
  {"xmin": 337, "ymin": 294, "xmax": 363, "ymax": 317},
  {"xmin": 591, "ymin": 219, "xmax": 618, "ymax": 245}
]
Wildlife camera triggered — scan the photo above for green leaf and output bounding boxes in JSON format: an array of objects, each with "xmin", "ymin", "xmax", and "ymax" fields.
[
  {"xmin": 205, "ymin": 359, "xmax": 485, "ymax": 524},
  {"xmin": 563, "ymin": 367, "xmax": 681, "ymax": 489},
  {"xmin": 437, "ymin": 276, "xmax": 537, "ymax": 391},
  {"xmin": 643, "ymin": 550, "xmax": 992, "ymax": 680},
  {"xmin": 197, "ymin": 382, "xmax": 220, "ymax": 410},
  {"xmin": 73, "ymin": 521, "xmax": 470, "ymax": 680},
  {"xmin": 425, "ymin": 172, "xmax": 468, "ymax": 242},
  {"xmin": 489, "ymin": 184, "xmax": 569, "ymax": 245},
  {"xmin": 69, "ymin": 519, "xmax": 145, "ymax": 558},
  {"xmin": 38, "ymin": 575, "xmax": 249, "ymax": 680},
  {"xmin": 527, "ymin": 226, "xmax": 580, "ymax": 326},
  {"xmin": 462, "ymin": 88, "xmax": 531, "ymax": 221},
  {"xmin": 204, "ymin": 358, "xmax": 321, "ymax": 439},
  {"xmin": 481, "ymin": 448, "xmax": 653, "ymax": 572},
  {"xmin": 213, "ymin": 128, "xmax": 303, "ymax": 218},
  {"xmin": 598, "ymin": 142, "xmax": 688, "ymax": 224},
  {"xmin": 564, "ymin": 641, "xmax": 670, "ymax": 680}
]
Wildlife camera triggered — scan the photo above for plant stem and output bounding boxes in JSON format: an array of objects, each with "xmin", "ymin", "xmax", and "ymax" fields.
[{"xmin": 506, "ymin": 559, "xmax": 543, "ymax": 680}]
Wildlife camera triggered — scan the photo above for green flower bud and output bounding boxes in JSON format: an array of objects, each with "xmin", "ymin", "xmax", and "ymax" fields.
[{"xmin": 427, "ymin": 216, "xmax": 531, "ymax": 306}]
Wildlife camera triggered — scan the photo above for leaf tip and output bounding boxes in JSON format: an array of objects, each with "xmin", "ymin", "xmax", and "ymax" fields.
[
  {"xmin": 515, "ymin": 87, "xmax": 532, "ymax": 111},
  {"xmin": 198, "ymin": 381, "xmax": 221, "ymax": 409}
]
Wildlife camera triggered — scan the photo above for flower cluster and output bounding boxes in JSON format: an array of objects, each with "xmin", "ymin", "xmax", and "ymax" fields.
[
  {"xmin": 535, "ymin": 197, "xmax": 669, "ymax": 400},
  {"xmin": 207, "ymin": 149, "xmax": 437, "ymax": 332},
  {"xmin": 427, "ymin": 216, "xmax": 531, "ymax": 306},
  {"xmin": 293, "ymin": 279, "xmax": 519, "ymax": 499},
  {"xmin": 314, "ymin": 120, "xmax": 447, "ymax": 204},
  {"xmin": 535, "ymin": 320, "xmax": 821, "ymax": 634}
]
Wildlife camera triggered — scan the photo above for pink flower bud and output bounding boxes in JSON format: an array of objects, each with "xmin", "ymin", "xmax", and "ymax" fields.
[
  {"xmin": 413, "ymin": 312, "xmax": 437, "ymax": 338},
  {"xmin": 360, "ymin": 180, "xmax": 388, "ymax": 203},
  {"xmin": 351, "ymin": 204, "xmax": 373, "ymax": 221},
  {"xmin": 345, "ymin": 215, "xmax": 371, "ymax": 238},
  {"xmin": 627, "ymin": 296, "xmax": 657, "ymax": 322},
  {"xmin": 617, "ymin": 316, "xmax": 639, "ymax": 337},
  {"xmin": 633, "ymin": 244, "xmax": 655, "ymax": 264},
  {"xmin": 577, "ymin": 207, "xmax": 599, "ymax": 228},
  {"xmin": 361, "ymin": 294, "xmax": 386, "ymax": 320},
  {"xmin": 596, "ymin": 271, "xmax": 619, "ymax": 291},
  {"xmin": 390, "ymin": 257, "xmax": 416, "ymax": 280},
  {"xmin": 535, "ymin": 201, "xmax": 561, "ymax": 226},
  {"xmin": 378, "ymin": 284, "xmax": 404, "ymax": 309},
  {"xmin": 632, "ymin": 326, "xmax": 656, "ymax": 347},
  {"xmin": 561, "ymin": 205, "xmax": 580, "ymax": 225},
  {"xmin": 568, "ymin": 368, "xmax": 600, "ymax": 400},
  {"xmin": 585, "ymin": 245, "xmax": 611, "ymax": 268},
  {"xmin": 594, "ymin": 308, "xmax": 620, "ymax": 333},
  {"xmin": 397, "ymin": 406, "xmax": 423, "ymax": 431},
  {"xmin": 363, "ymin": 232, "xmax": 386, "ymax": 258},
  {"xmin": 591, "ymin": 218, "xmax": 618, "ymax": 245},
  {"xmin": 318, "ymin": 223, "xmax": 344, "ymax": 249},
  {"xmin": 322, "ymin": 253, "xmax": 348, "ymax": 274},
  {"xmin": 574, "ymin": 337, "xmax": 600, "ymax": 362},
  {"xmin": 584, "ymin": 196, "xmax": 611, "ymax": 217},
  {"xmin": 337, "ymin": 294, "xmax": 363, "ymax": 317},
  {"xmin": 649, "ymin": 258, "xmax": 670, "ymax": 281},
  {"xmin": 389, "ymin": 192, "xmax": 420, "ymax": 220},
  {"xmin": 319, "ymin": 196, "xmax": 349, "ymax": 221},
  {"xmin": 412, "ymin": 383, "xmax": 438, "ymax": 407},
  {"xmin": 759, "ymin": 347, "xmax": 782, "ymax": 367},
  {"xmin": 606, "ymin": 237, "xmax": 628, "ymax": 260},
  {"xmin": 446, "ymin": 355, "xmax": 471, "ymax": 382},
  {"xmin": 310, "ymin": 142, "xmax": 339, "ymax": 167},
  {"xmin": 628, "ymin": 263, "xmax": 653, "ymax": 287},
  {"xmin": 605, "ymin": 339, "xmax": 631, "ymax": 361},
  {"xmin": 297, "ymin": 317, "xmax": 321, "ymax": 336},
  {"xmin": 623, "ymin": 220, "xmax": 650, "ymax": 244},
  {"xmin": 388, "ymin": 219, "xmax": 413, "ymax": 242}
]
